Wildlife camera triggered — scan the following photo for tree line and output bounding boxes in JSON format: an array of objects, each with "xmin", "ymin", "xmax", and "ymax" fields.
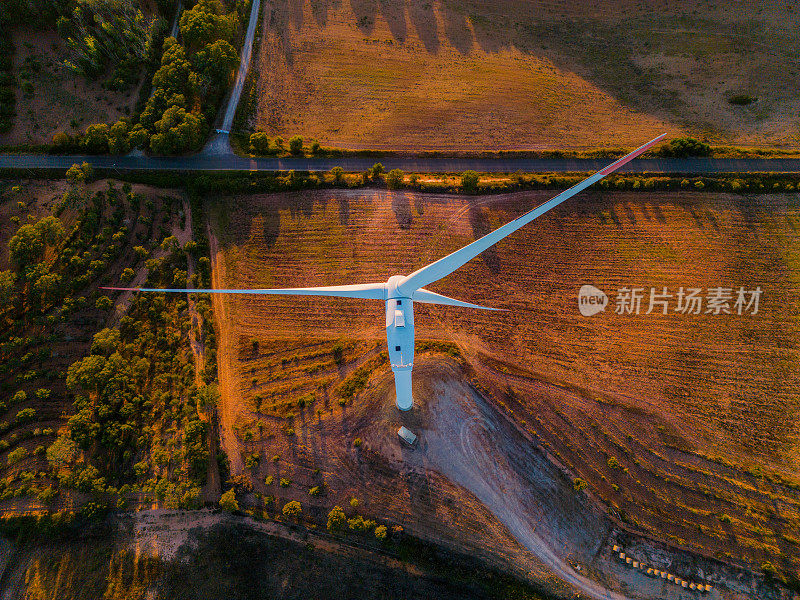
[{"xmin": 49, "ymin": 0, "xmax": 242, "ymax": 156}]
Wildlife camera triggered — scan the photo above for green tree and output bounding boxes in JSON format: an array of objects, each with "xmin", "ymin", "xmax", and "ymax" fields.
[
  {"xmin": 180, "ymin": 0, "xmax": 237, "ymax": 50},
  {"xmin": 289, "ymin": 135, "xmax": 303, "ymax": 155},
  {"xmin": 461, "ymin": 170, "xmax": 480, "ymax": 193},
  {"xmin": 107, "ymin": 120, "xmax": 131, "ymax": 155},
  {"xmin": 36, "ymin": 216, "xmax": 65, "ymax": 247},
  {"xmin": 149, "ymin": 106, "xmax": 206, "ymax": 155},
  {"xmin": 193, "ymin": 39, "xmax": 239, "ymax": 90},
  {"xmin": 32, "ymin": 272, "xmax": 63, "ymax": 307},
  {"xmin": 370, "ymin": 163, "xmax": 384, "ymax": 181},
  {"xmin": 327, "ymin": 505, "xmax": 347, "ymax": 531},
  {"xmin": 0, "ymin": 270, "xmax": 16, "ymax": 305},
  {"xmin": 8, "ymin": 224, "xmax": 44, "ymax": 270},
  {"xmin": 90, "ymin": 328, "xmax": 120, "ymax": 355},
  {"xmin": 249, "ymin": 131, "xmax": 271, "ymax": 155},
  {"xmin": 386, "ymin": 169, "xmax": 404, "ymax": 189},
  {"xmin": 331, "ymin": 166, "xmax": 344, "ymax": 184},
  {"xmin": 66, "ymin": 163, "xmax": 86, "ymax": 184},
  {"xmin": 151, "ymin": 38, "xmax": 196, "ymax": 96},
  {"xmin": 82, "ymin": 123, "xmax": 110, "ymax": 153},
  {"xmin": 219, "ymin": 488, "xmax": 238, "ymax": 511},
  {"xmin": 128, "ymin": 124, "xmax": 150, "ymax": 150}
]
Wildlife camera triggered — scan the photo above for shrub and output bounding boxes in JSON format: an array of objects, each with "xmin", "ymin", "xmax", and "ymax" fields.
[
  {"xmin": 607, "ymin": 457, "xmax": 621, "ymax": 469},
  {"xmin": 310, "ymin": 140, "xmax": 320, "ymax": 154},
  {"xmin": 573, "ymin": 478, "xmax": 588, "ymax": 492},
  {"xmin": 347, "ymin": 515, "xmax": 375, "ymax": 532},
  {"xmin": 279, "ymin": 477, "xmax": 290, "ymax": 488},
  {"xmin": 332, "ymin": 343, "xmax": 344, "ymax": 364},
  {"xmin": 244, "ymin": 453, "xmax": 260, "ymax": 469},
  {"xmin": 661, "ymin": 137, "xmax": 710, "ymax": 158},
  {"xmin": 327, "ymin": 505, "xmax": 347, "ymax": 531},
  {"xmin": 370, "ymin": 163, "xmax": 384, "ymax": 181},
  {"xmin": 120, "ymin": 268, "xmax": 135, "ymax": 283},
  {"xmin": 461, "ymin": 170, "xmax": 480, "ymax": 193},
  {"xmin": 282, "ymin": 500, "xmax": 302, "ymax": 519},
  {"xmin": 331, "ymin": 166, "xmax": 344, "ymax": 183},
  {"xmin": 96, "ymin": 296, "xmax": 112, "ymax": 310},
  {"xmin": 308, "ymin": 486, "xmax": 321, "ymax": 496},
  {"xmin": 353, "ymin": 437, "xmax": 363, "ymax": 448},
  {"xmin": 7, "ymin": 447, "xmax": 28, "ymax": 465},
  {"xmin": 219, "ymin": 489, "xmax": 238, "ymax": 512},
  {"xmin": 718, "ymin": 513, "xmax": 731, "ymax": 524},
  {"xmin": 374, "ymin": 524, "xmax": 388, "ymax": 540},
  {"xmin": 350, "ymin": 497, "xmax": 360, "ymax": 508},
  {"xmin": 15, "ymin": 408, "xmax": 36, "ymax": 423},
  {"xmin": 729, "ymin": 94, "xmax": 756, "ymax": 106},
  {"xmin": 37, "ymin": 486, "xmax": 58, "ymax": 502},
  {"xmin": 264, "ymin": 475, "xmax": 274, "ymax": 485},
  {"xmin": 386, "ymin": 169, "xmax": 404, "ymax": 190}
]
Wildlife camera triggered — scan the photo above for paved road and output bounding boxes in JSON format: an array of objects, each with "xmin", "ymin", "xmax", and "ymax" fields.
[{"xmin": 2, "ymin": 153, "xmax": 800, "ymax": 173}]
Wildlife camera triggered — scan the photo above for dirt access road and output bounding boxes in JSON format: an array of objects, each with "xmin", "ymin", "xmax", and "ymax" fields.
[
  {"xmin": 399, "ymin": 361, "xmax": 705, "ymax": 600},
  {"xmin": 392, "ymin": 358, "xmax": 772, "ymax": 599}
]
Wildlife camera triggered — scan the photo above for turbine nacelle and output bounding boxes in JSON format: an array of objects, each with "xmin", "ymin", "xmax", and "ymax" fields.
[{"xmin": 384, "ymin": 276, "xmax": 415, "ymax": 410}]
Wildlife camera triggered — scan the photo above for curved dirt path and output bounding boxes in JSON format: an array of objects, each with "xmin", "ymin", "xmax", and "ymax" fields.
[
  {"xmin": 414, "ymin": 378, "xmax": 629, "ymax": 600},
  {"xmin": 400, "ymin": 364, "xmax": 722, "ymax": 600}
]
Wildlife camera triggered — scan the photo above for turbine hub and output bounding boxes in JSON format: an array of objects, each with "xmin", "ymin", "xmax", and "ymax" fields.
[{"xmin": 385, "ymin": 275, "xmax": 408, "ymax": 299}]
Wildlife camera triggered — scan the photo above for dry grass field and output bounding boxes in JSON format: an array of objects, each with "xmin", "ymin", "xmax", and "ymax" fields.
[
  {"xmin": 253, "ymin": 0, "xmax": 800, "ymax": 150},
  {"xmin": 209, "ymin": 187, "xmax": 800, "ymax": 588}
]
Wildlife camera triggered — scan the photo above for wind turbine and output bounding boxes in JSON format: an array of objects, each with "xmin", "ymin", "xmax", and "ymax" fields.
[{"xmin": 105, "ymin": 134, "xmax": 665, "ymax": 411}]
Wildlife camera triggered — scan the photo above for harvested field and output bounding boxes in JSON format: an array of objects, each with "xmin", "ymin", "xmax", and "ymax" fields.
[
  {"xmin": 209, "ymin": 187, "xmax": 800, "ymax": 592},
  {"xmin": 253, "ymin": 0, "xmax": 800, "ymax": 150}
]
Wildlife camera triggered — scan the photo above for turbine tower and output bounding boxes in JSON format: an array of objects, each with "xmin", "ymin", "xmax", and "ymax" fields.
[{"xmin": 106, "ymin": 134, "xmax": 665, "ymax": 411}]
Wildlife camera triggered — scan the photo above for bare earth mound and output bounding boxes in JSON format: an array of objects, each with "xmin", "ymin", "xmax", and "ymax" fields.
[
  {"xmin": 209, "ymin": 188, "xmax": 800, "ymax": 597},
  {"xmin": 254, "ymin": 0, "xmax": 800, "ymax": 150}
]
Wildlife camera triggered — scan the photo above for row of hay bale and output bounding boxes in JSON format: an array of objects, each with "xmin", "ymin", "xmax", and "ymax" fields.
[{"xmin": 612, "ymin": 545, "xmax": 713, "ymax": 593}]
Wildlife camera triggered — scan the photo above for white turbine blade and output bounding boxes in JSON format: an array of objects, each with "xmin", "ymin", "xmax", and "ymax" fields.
[
  {"xmin": 101, "ymin": 283, "xmax": 386, "ymax": 299},
  {"xmin": 413, "ymin": 288, "xmax": 506, "ymax": 311},
  {"xmin": 397, "ymin": 134, "xmax": 666, "ymax": 295}
]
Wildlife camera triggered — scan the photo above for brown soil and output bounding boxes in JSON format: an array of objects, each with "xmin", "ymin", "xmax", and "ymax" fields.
[
  {"xmin": 208, "ymin": 187, "xmax": 800, "ymax": 596},
  {"xmin": 0, "ymin": 28, "xmax": 142, "ymax": 146},
  {"xmin": 253, "ymin": 0, "xmax": 800, "ymax": 150}
]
